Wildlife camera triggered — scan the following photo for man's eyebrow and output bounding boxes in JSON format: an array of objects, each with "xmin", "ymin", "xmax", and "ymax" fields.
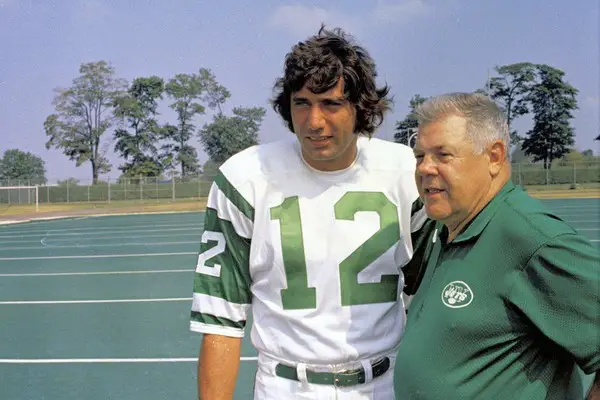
[
  {"xmin": 325, "ymin": 96, "xmax": 346, "ymax": 101},
  {"xmin": 292, "ymin": 95, "xmax": 347, "ymax": 102}
]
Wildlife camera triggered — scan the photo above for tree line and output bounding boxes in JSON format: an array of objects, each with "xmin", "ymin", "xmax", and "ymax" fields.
[
  {"xmin": 2, "ymin": 61, "xmax": 598, "ymax": 185},
  {"xmin": 42, "ymin": 61, "xmax": 265, "ymax": 184},
  {"xmin": 394, "ymin": 62, "xmax": 597, "ymax": 169}
]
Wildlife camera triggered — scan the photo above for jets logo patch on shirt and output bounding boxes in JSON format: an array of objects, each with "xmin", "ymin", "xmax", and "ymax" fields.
[{"xmin": 441, "ymin": 281, "xmax": 473, "ymax": 308}]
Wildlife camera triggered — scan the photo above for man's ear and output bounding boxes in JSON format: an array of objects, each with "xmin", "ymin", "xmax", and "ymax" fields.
[{"xmin": 487, "ymin": 140, "xmax": 506, "ymax": 176}]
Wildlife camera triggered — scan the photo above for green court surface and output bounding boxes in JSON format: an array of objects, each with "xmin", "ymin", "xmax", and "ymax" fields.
[{"xmin": 0, "ymin": 199, "xmax": 598, "ymax": 399}]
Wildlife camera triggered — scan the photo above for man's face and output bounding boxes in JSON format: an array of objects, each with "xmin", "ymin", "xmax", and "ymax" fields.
[
  {"xmin": 290, "ymin": 78, "xmax": 358, "ymax": 171},
  {"xmin": 414, "ymin": 115, "xmax": 492, "ymax": 229}
]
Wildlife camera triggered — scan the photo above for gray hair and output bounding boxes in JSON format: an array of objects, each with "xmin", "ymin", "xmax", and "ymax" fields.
[{"xmin": 415, "ymin": 92, "xmax": 510, "ymax": 158}]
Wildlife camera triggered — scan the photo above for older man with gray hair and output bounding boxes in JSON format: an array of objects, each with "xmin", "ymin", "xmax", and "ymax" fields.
[{"xmin": 394, "ymin": 92, "xmax": 600, "ymax": 399}]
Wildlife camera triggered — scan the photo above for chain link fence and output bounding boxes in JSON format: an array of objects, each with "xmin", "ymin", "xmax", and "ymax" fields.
[
  {"xmin": 0, "ymin": 173, "xmax": 218, "ymax": 205},
  {"xmin": 0, "ymin": 161, "xmax": 598, "ymax": 206},
  {"xmin": 511, "ymin": 160, "xmax": 600, "ymax": 188}
]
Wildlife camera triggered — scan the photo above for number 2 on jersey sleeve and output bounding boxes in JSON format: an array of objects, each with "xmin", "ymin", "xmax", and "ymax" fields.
[{"xmin": 270, "ymin": 191, "xmax": 400, "ymax": 310}]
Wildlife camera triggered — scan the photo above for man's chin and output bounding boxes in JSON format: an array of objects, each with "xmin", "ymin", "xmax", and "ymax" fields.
[
  {"xmin": 302, "ymin": 147, "xmax": 335, "ymax": 162},
  {"xmin": 424, "ymin": 204, "xmax": 451, "ymax": 222}
]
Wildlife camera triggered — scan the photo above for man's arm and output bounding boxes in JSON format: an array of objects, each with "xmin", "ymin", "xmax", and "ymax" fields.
[
  {"xmin": 508, "ymin": 232, "xmax": 600, "ymax": 394},
  {"xmin": 198, "ymin": 334, "xmax": 242, "ymax": 400},
  {"xmin": 587, "ymin": 372, "xmax": 599, "ymax": 400},
  {"xmin": 191, "ymin": 170, "xmax": 254, "ymax": 398}
]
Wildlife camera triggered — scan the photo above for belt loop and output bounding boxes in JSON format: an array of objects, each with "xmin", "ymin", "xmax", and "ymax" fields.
[
  {"xmin": 296, "ymin": 363, "xmax": 309, "ymax": 386},
  {"xmin": 361, "ymin": 360, "xmax": 373, "ymax": 384}
]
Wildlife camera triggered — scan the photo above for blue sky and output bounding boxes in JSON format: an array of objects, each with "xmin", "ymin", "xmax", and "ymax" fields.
[{"xmin": 0, "ymin": 0, "xmax": 598, "ymax": 183}]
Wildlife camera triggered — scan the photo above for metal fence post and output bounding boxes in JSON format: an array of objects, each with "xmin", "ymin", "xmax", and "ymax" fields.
[{"xmin": 172, "ymin": 177, "xmax": 175, "ymax": 201}]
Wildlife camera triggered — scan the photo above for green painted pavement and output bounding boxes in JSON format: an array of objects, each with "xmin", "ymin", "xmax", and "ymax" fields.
[
  {"xmin": 0, "ymin": 254, "xmax": 198, "ymax": 274},
  {"xmin": 0, "ymin": 302, "xmax": 257, "ymax": 359},
  {"xmin": 0, "ymin": 271, "xmax": 194, "ymax": 301},
  {"xmin": 0, "ymin": 361, "xmax": 257, "ymax": 400}
]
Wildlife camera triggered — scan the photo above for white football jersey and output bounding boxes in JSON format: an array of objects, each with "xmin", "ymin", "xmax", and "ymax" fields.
[{"xmin": 190, "ymin": 136, "xmax": 428, "ymax": 365}]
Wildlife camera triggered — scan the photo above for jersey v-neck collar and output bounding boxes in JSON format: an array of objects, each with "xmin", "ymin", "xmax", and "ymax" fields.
[{"xmin": 449, "ymin": 180, "xmax": 516, "ymax": 244}]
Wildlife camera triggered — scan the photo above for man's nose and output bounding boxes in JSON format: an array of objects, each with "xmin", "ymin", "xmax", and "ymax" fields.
[
  {"xmin": 416, "ymin": 155, "xmax": 438, "ymax": 176},
  {"xmin": 308, "ymin": 105, "xmax": 325, "ymax": 131}
]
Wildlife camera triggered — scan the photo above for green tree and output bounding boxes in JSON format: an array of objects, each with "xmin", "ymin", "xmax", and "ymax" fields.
[
  {"xmin": 581, "ymin": 149, "xmax": 594, "ymax": 158},
  {"xmin": 44, "ymin": 61, "xmax": 126, "ymax": 184},
  {"xmin": 0, "ymin": 149, "xmax": 47, "ymax": 184},
  {"xmin": 163, "ymin": 68, "xmax": 230, "ymax": 177},
  {"xmin": 200, "ymin": 68, "xmax": 231, "ymax": 116},
  {"xmin": 202, "ymin": 159, "xmax": 220, "ymax": 177},
  {"xmin": 510, "ymin": 145, "xmax": 532, "ymax": 164},
  {"xmin": 199, "ymin": 107, "xmax": 265, "ymax": 164},
  {"xmin": 521, "ymin": 65, "xmax": 578, "ymax": 170},
  {"xmin": 113, "ymin": 76, "xmax": 166, "ymax": 177},
  {"xmin": 488, "ymin": 63, "xmax": 536, "ymax": 145},
  {"xmin": 558, "ymin": 149, "xmax": 584, "ymax": 166},
  {"xmin": 56, "ymin": 178, "xmax": 80, "ymax": 187},
  {"xmin": 393, "ymin": 94, "xmax": 428, "ymax": 146},
  {"xmin": 200, "ymin": 159, "xmax": 221, "ymax": 187}
]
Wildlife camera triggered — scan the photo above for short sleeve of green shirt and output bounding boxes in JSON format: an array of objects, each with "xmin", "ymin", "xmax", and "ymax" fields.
[{"xmin": 508, "ymin": 232, "xmax": 600, "ymax": 374}]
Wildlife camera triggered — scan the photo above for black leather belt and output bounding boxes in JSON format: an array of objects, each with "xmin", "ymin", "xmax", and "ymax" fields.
[{"xmin": 274, "ymin": 357, "xmax": 390, "ymax": 387}]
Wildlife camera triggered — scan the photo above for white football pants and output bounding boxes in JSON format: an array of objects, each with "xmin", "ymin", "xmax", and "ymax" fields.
[{"xmin": 252, "ymin": 352, "xmax": 396, "ymax": 400}]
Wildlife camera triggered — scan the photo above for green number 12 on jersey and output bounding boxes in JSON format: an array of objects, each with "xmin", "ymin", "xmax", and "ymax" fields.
[{"xmin": 270, "ymin": 191, "xmax": 401, "ymax": 310}]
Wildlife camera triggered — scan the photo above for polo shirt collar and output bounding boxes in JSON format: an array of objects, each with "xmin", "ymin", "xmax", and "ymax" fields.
[{"xmin": 451, "ymin": 180, "xmax": 517, "ymax": 243}]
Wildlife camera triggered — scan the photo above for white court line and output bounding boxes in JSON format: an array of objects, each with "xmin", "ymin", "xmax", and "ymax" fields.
[
  {"xmin": 0, "ymin": 297, "xmax": 192, "ymax": 305},
  {"xmin": 546, "ymin": 205, "xmax": 600, "ymax": 210},
  {"xmin": 0, "ymin": 357, "xmax": 257, "ymax": 364},
  {"xmin": 1, "ymin": 240, "xmax": 199, "ymax": 252},
  {"xmin": 0, "ymin": 251, "xmax": 196, "ymax": 261},
  {"xmin": 0, "ymin": 226, "xmax": 202, "ymax": 240},
  {"xmin": 558, "ymin": 213, "xmax": 600, "ymax": 217},
  {"xmin": 0, "ymin": 269, "xmax": 193, "ymax": 277},
  {"xmin": 0, "ymin": 221, "xmax": 203, "ymax": 236}
]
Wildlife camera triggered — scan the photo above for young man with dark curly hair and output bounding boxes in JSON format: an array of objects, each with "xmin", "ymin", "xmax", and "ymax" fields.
[{"xmin": 189, "ymin": 25, "xmax": 433, "ymax": 399}]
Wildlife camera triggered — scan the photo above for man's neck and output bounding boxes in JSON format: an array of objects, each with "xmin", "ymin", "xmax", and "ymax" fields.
[{"xmin": 301, "ymin": 138, "xmax": 359, "ymax": 172}]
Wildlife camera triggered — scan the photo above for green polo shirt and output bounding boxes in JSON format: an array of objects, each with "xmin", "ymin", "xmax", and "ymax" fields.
[{"xmin": 395, "ymin": 181, "xmax": 600, "ymax": 399}]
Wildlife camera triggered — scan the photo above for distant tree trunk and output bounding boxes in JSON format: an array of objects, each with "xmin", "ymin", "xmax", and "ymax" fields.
[{"xmin": 91, "ymin": 159, "xmax": 98, "ymax": 185}]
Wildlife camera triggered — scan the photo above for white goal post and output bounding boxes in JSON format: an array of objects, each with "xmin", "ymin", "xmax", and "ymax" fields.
[{"xmin": 0, "ymin": 186, "xmax": 39, "ymax": 212}]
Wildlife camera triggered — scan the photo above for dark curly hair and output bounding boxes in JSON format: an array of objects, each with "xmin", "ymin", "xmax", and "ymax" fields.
[{"xmin": 271, "ymin": 25, "xmax": 392, "ymax": 137}]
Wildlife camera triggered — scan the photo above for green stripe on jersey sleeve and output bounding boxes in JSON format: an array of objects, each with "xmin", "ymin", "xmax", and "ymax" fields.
[
  {"xmin": 214, "ymin": 171, "xmax": 255, "ymax": 221},
  {"xmin": 190, "ymin": 311, "xmax": 245, "ymax": 330},
  {"xmin": 192, "ymin": 207, "xmax": 252, "ymax": 305}
]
